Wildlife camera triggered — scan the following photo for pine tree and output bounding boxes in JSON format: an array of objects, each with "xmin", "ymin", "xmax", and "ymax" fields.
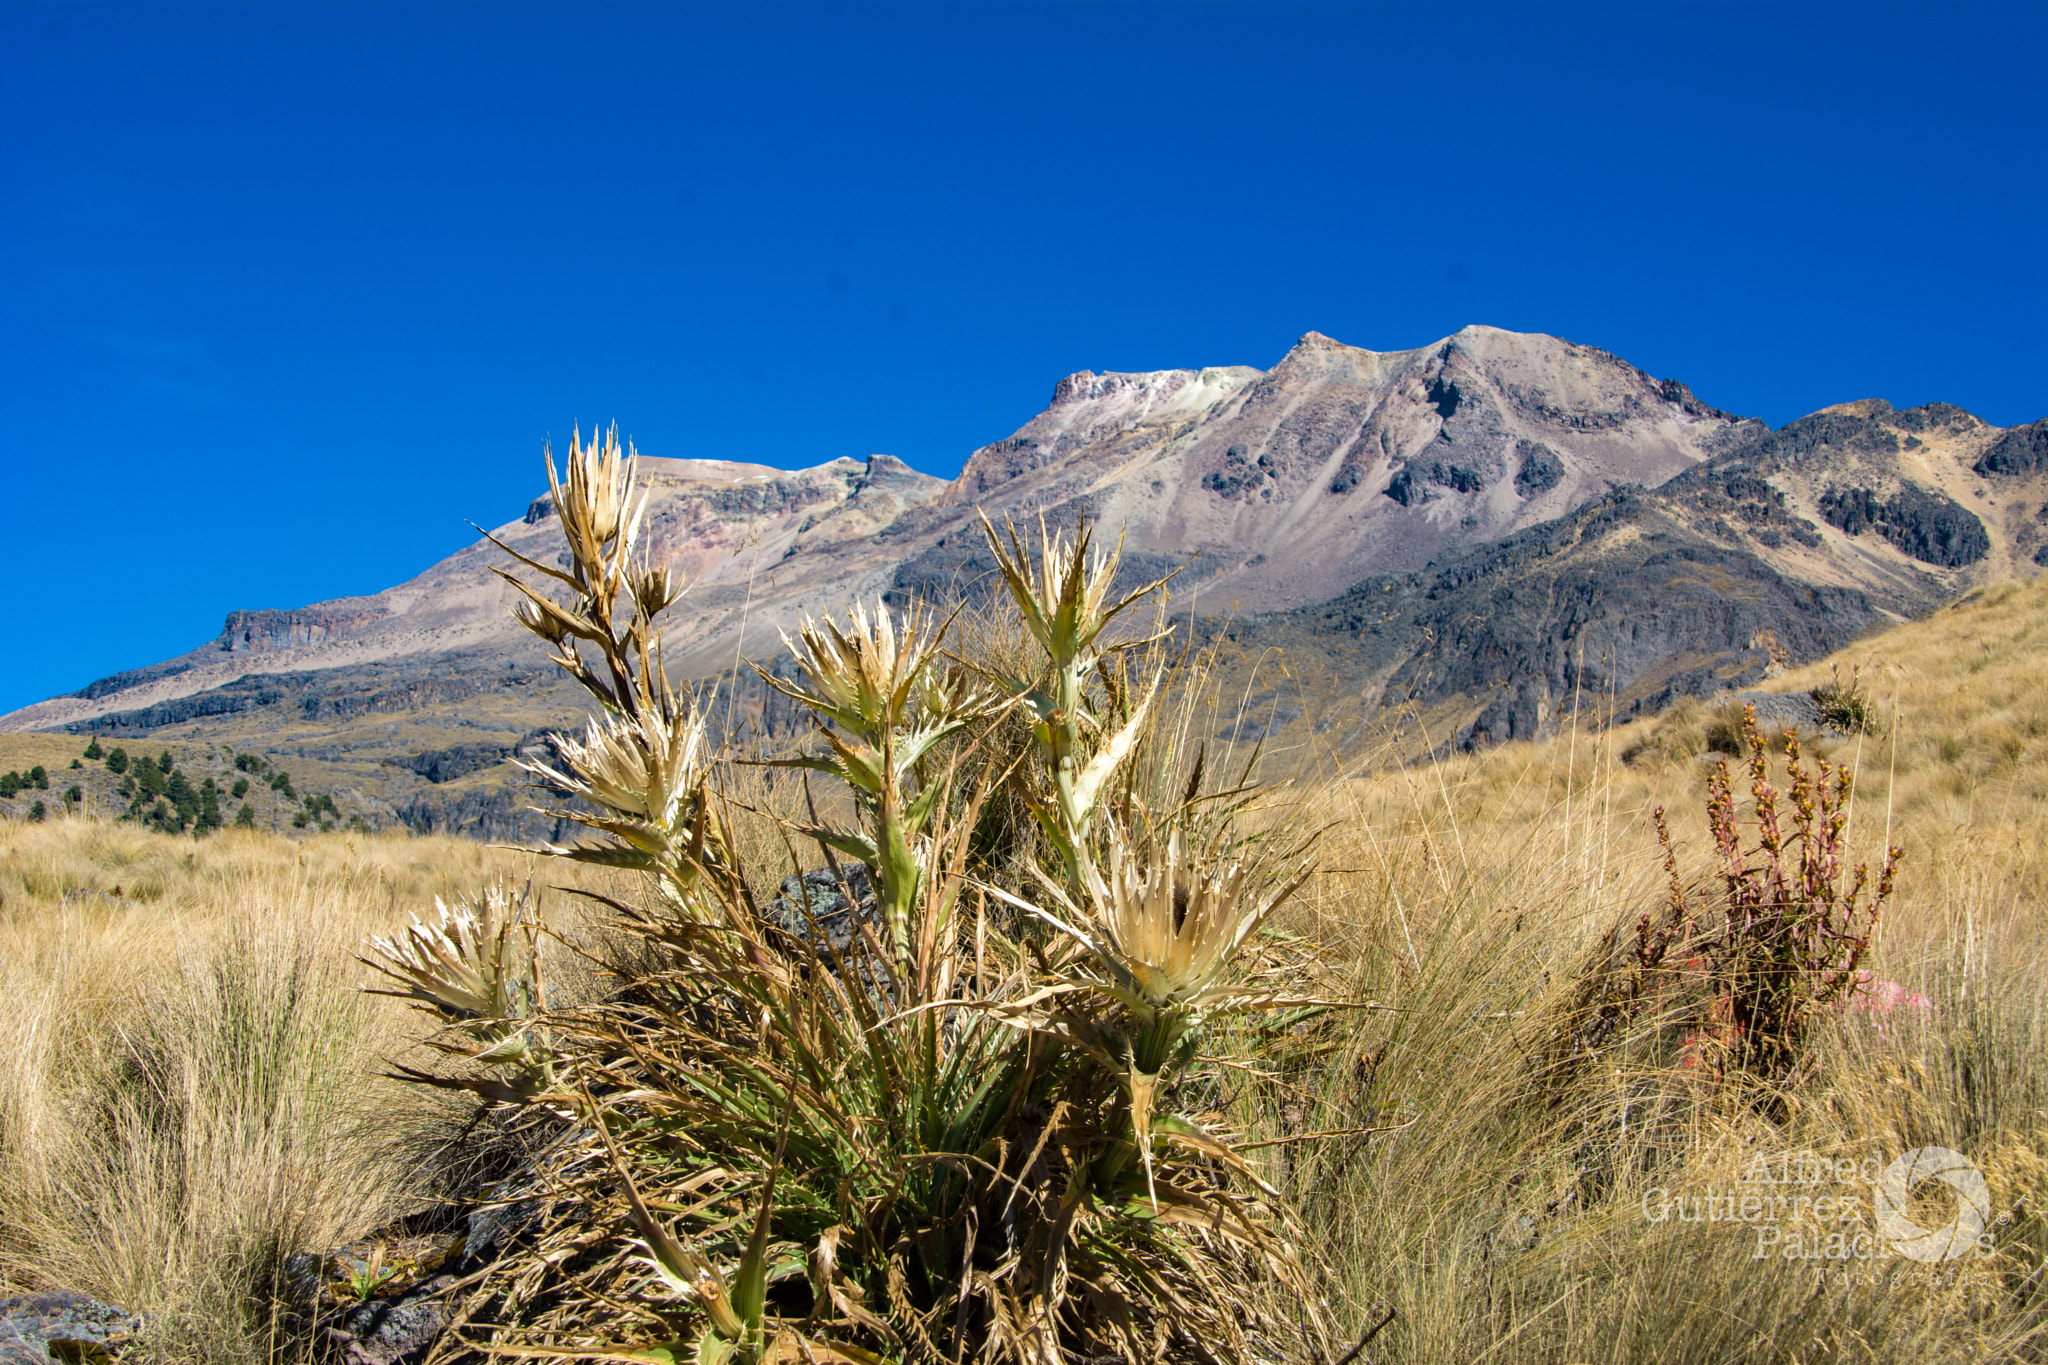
[
  {"xmin": 28, "ymin": 801, "xmax": 45, "ymax": 823},
  {"xmin": 168, "ymin": 771, "xmax": 200, "ymax": 830},
  {"xmin": 198, "ymin": 777, "xmax": 222, "ymax": 833},
  {"xmin": 29, "ymin": 766, "xmax": 47, "ymax": 790},
  {"xmin": 234, "ymin": 803, "xmax": 256, "ymax": 828},
  {"xmin": 105, "ymin": 747, "xmax": 129, "ymax": 775},
  {"xmin": 84, "ymin": 737, "xmax": 104, "ymax": 760}
]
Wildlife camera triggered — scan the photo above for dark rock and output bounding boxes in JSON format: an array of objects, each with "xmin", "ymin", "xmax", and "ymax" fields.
[
  {"xmin": 1818, "ymin": 486, "xmax": 1880, "ymax": 536},
  {"xmin": 1386, "ymin": 457, "xmax": 1495, "ymax": 505},
  {"xmin": 763, "ymin": 866, "xmax": 878, "ymax": 953},
  {"xmin": 1201, "ymin": 444, "xmax": 1273, "ymax": 501},
  {"xmin": 67, "ymin": 654, "xmax": 565, "ymax": 736},
  {"xmin": 383, "ymin": 743, "xmax": 513, "ymax": 785},
  {"xmin": 1427, "ymin": 375, "xmax": 1462, "ymax": 419},
  {"xmin": 394, "ymin": 784, "xmax": 579, "ymax": 846},
  {"xmin": 1744, "ymin": 410, "xmax": 1900, "ymax": 466},
  {"xmin": 0, "ymin": 1291, "xmax": 140, "ymax": 1364},
  {"xmin": 70, "ymin": 675, "xmax": 288, "ymax": 730},
  {"xmin": 1884, "ymin": 401, "xmax": 1977, "ymax": 435},
  {"xmin": 1822, "ymin": 484, "xmax": 1988, "ymax": 568},
  {"xmin": 1975, "ymin": 419, "xmax": 2048, "ymax": 477},
  {"xmin": 319, "ymin": 1276, "xmax": 455, "ymax": 1365},
  {"xmin": 462, "ymin": 1194, "xmax": 549, "ymax": 1268},
  {"xmin": 220, "ymin": 604, "xmax": 390, "ymax": 655},
  {"xmin": 67, "ymin": 661, "xmax": 196, "ymax": 702},
  {"xmin": 1656, "ymin": 377, "xmax": 1741, "ymax": 422},
  {"xmin": 1432, "ymin": 461, "xmax": 1488, "ymax": 494},
  {"xmin": 1513, "ymin": 440, "xmax": 1564, "ymax": 497},
  {"xmin": 1661, "ymin": 461, "xmax": 1823, "ymax": 547},
  {"xmin": 699, "ymin": 479, "xmax": 835, "ymax": 520},
  {"xmin": 1235, "ymin": 486, "xmax": 1881, "ymax": 752}
]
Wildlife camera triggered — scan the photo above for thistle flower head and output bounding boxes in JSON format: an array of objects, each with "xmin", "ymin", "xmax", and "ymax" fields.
[
  {"xmin": 918, "ymin": 659, "xmax": 992, "ymax": 730},
  {"xmin": 1038, "ymin": 825, "xmax": 1307, "ymax": 1018},
  {"xmin": 981, "ymin": 512, "xmax": 1151, "ymax": 668},
  {"xmin": 531, "ymin": 698, "xmax": 711, "ymax": 829},
  {"xmin": 364, "ymin": 882, "xmax": 538, "ymax": 1022},
  {"xmin": 1094, "ymin": 828, "xmax": 1266, "ymax": 1008},
  {"xmin": 778, "ymin": 599, "xmax": 944, "ymax": 740},
  {"xmin": 517, "ymin": 700, "xmax": 725, "ymax": 891},
  {"xmin": 546, "ymin": 424, "xmax": 646, "ymax": 582},
  {"xmin": 634, "ymin": 562, "xmax": 684, "ymax": 619}
]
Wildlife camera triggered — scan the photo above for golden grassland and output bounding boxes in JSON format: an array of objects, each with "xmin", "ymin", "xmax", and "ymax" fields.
[
  {"xmin": 1, "ymin": 574, "xmax": 2044, "ymax": 1362},
  {"xmin": 1243, "ymin": 576, "xmax": 2048, "ymax": 1362},
  {"xmin": 0, "ymin": 826, "xmax": 618, "ymax": 1362}
]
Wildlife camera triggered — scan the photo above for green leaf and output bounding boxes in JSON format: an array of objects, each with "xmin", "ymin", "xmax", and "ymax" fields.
[
  {"xmin": 809, "ymin": 827, "xmax": 880, "ymax": 867},
  {"xmin": 613, "ymin": 1342, "xmax": 686, "ymax": 1363}
]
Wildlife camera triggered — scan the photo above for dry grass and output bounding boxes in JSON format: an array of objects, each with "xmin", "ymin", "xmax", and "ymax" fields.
[
  {"xmin": 0, "ymin": 822, "xmax": 608, "ymax": 1363},
  {"xmin": 1225, "ymin": 574, "xmax": 2048, "ymax": 1361},
  {"xmin": 2, "ymin": 561, "xmax": 2043, "ymax": 1361}
]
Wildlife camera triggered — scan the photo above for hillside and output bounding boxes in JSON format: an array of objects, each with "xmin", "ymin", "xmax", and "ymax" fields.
[{"xmin": 1200, "ymin": 399, "xmax": 2048, "ymax": 755}]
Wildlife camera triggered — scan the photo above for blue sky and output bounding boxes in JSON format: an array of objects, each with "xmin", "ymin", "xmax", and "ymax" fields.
[{"xmin": 3, "ymin": 1, "xmax": 2044, "ymax": 715}]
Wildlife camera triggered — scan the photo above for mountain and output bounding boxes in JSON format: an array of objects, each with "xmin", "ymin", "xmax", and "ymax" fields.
[
  {"xmin": 5, "ymin": 326, "xmax": 2040, "ymax": 835},
  {"xmin": 1211, "ymin": 398, "xmax": 2048, "ymax": 753},
  {"xmin": 6, "ymin": 326, "xmax": 1756, "ymax": 731}
]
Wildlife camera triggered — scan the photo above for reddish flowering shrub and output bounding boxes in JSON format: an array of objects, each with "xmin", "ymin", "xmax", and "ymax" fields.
[{"xmin": 1655, "ymin": 704, "xmax": 1902, "ymax": 1080}]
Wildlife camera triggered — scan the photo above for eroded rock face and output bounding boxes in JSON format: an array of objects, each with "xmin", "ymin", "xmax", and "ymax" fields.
[
  {"xmin": 1820, "ymin": 485, "xmax": 1989, "ymax": 567},
  {"xmin": 1976, "ymin": 418, "xmax": 2048, "ymax": 477},
  {"xmin": 223, "ymin": 604, "xmax": 391, "ymax": 654}
]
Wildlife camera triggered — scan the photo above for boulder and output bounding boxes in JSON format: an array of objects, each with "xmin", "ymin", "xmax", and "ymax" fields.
[{"xmin": 0, "ymin": 1290, "xmax": 140, "ymax": 1363}]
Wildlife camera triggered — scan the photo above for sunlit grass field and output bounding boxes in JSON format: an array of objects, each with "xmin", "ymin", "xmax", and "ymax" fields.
[{"xmin": 2, "ymin": 561, "xmax": 2042, "ymax": 1362}]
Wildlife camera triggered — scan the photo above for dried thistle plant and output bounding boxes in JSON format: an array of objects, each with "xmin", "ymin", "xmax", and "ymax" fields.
[
  {"xmin": 371, "ymin": 438, "xmax": 1341, "ymax": 1365},
  {"xmin": 361, "ymin": 881, "xmax": 554, "ymax": 1097},
  {"xmin": 987, "ymin": 822, "xmax": 1323, "ymax": 1213},
  {"xmin": 477, "ymin": 424, "xmax": 729, "ymax": 902},
  {"xmin": 762, "ymin": 599, "xmax": 991, "ymax": 960},
  {"xmin": 520, "ymin": 700, "xmax": 722, "ymax": 898},
  {"xmin": 977, "ymin": 511, "xmax": 1175, "ymax": 877}
]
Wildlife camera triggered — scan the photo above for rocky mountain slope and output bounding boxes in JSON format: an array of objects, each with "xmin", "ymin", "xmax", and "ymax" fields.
[
  {"xmin": 1210, "ymin": 399, "xmax": 2048, "ymax": 755},
  {"xmin": 5, "ymin": 326, "xmax": 1759, "ymax": 735},
  {"xmin": 5, "ymin": 326, "xmax": 2040, "ymax": 835}
]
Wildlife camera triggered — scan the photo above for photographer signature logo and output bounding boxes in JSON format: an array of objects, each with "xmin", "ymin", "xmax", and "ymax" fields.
[{"xmin": 1873, "ymin": 1147, "xmax": 1991, "ymax": 1263}]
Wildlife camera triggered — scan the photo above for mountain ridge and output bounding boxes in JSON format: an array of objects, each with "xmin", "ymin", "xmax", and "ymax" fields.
[
  {"xmin": 5, "ymin": 324, "xmax": 2041, "ymax": 839},
  {"xmin": 7, "ymin": 323, "xmax": 1767, "ymax": 735}
]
